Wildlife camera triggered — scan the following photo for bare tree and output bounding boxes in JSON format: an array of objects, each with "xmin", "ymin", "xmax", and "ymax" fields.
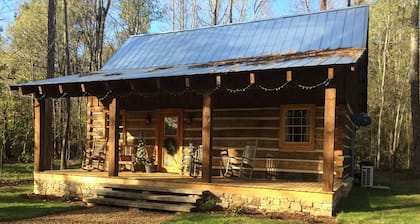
[
  {"xmin": 46, "ymin": 0, "xmax": 56, "ymax": 170},
  {"xmin": 60, "ymin": 0, "xmax": 71, "ymax": 170},
  {"xmin": 409, "ymin": 0, "xmax": 420, "ymax": 177}
]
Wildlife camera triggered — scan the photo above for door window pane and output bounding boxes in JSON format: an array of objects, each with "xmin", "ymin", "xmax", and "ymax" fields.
[{"xmin": 164, "ymin": 117, "xmax": 178, "ymax": 136}]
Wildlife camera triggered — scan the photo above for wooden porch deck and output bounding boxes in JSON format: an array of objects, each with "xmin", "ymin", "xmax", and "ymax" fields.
[{"xmin": 39, "ymin": 169, "xmax": 343, "ymax": 193}]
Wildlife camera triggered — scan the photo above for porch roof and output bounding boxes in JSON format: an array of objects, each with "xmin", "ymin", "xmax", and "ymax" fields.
[{"xmin": 11, "ymin": 5, "xmax": 368, "ymax": 90}]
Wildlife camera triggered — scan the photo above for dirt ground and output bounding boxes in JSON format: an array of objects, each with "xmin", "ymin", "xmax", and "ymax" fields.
[{"xmin": 4, "ymin": 205, "xmax": 176, "ymax": 224}]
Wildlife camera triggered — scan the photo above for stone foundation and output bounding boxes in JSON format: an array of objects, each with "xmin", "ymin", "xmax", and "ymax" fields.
[{"xmin": 34, "ymin": 172, "xmax": 352, "ymax": 217}]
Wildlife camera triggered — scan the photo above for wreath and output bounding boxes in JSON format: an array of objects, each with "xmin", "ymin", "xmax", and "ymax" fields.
[{"xmin": 163, "ymin": 137, "xmax": 178, "ymax": 154}]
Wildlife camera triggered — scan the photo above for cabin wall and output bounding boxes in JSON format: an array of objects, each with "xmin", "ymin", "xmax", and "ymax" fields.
[
  {"xmin": 84, "ymin": 66, "xmax": 357, "ymax": 182},
  {"xmin": 86, "ymin": 96, "xmax": 108, "ymax": 144},
  {"xmin": 84, "ymin": 105, "xmax": 351, "ymax": 182}
]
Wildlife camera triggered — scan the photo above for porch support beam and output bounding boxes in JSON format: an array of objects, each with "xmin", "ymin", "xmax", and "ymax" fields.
[
  {"xmin": 107, "ymin": 97, "xmax": 120, "ymax": 176},
  {"xmin": 202, "ymin": 91, "xmax": 213, "ymax": 183},
  {"xmin": 33, "ymin": 98, "xmax": 52, "ymax": 171},
  {"xmin": 323, "ymin": 88, "xmax": 336, "ymax": 192}
]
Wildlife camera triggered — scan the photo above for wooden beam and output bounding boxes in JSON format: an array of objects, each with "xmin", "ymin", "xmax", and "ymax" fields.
[
  {"xmin": 185, "ymin": 77, "xmax": 190, "ymax": 88},
  {"xmin": 249, "ymin": 72, "xmax": 255, "ymax": 84},
  {"xmin": 107, "ymin": 97, "xmax": 120, "ymax": 176},
  {"xmin": 328, "ymin": 68, "xmax": 334, "ymax": 79},
  {"xmin": 37, "ymin": 86, "xmax": 43, "ymax": 95},
  {"xmin": 202, "ymin": 91, "xmax": 213, "ymax": 183},
  {"xmin": 18, "ymin": 87, "xmax": 24, "ymax": 97},
  {"xmin": 323, "ymin": 88, "xmax": 336, "ymax": 192},
  {"xmin": 81, "ymin": 84, "xmax": 86, "ymax": 93},
  {"xmin": 33, "ymin": 98, "xmax": 52, "ymax": 171},
  {"xmin": 33, "ymin": 99, "xmax": 43, "ymax": 172},
  {"xmin": 216, "ymin": 76, "xmax": 221, "ymax": 86},
  {"xmin": 156, "ymin": 79, "xmax": 161, "ymax": 89},
  {"xmin": 286, "ymin": 71, "xmax": 292, "ymax": 81},
  {"xmin": 58, "ymin": 85, "xmax": 64, "ymax": 94}
]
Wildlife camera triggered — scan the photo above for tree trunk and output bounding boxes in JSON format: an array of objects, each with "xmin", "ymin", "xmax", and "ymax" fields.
[
  {"xmin": 180, "ymin": 0, "xmax": 184, "ymax": 30},
  {"xmin": 46, "ymin": 0, "xmax": 56, "ymax": 170},
  {"xmin": 60, "ymin": 0, "xmax": 71, "ymax": 170},
  {"xmin": 376, "ymin": 15, "xmax": 391, "ymax": 168},
  {"xmin": 320, "ymin": 0, "xmax": 327, "ymax": 10},
  {"xmin": 410, "ymin": 0, "xmax": 420, "ymax": 177},
  {"xmin": 212, "ymin": 0, "xmax": 218, "ymax": 25},
  {"xmin": 228, "ymin": 0, "xmax": 233, "ymax": 23}
]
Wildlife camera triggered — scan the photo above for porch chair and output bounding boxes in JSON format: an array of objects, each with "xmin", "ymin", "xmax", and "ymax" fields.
[
  {"xmin": 190, "ymin": 145, "xmax": 203, "ymax": 178},
  {"xmin": 119, "ymin": 145, "xmax": 136, "ymax": 171},
  {"xmin": 224, "ymin": 140, "xmax": 258, "ymax": 178},
  {"xmin": 83, "ymin": 137, "xmax": 107, "ymax": 171}
]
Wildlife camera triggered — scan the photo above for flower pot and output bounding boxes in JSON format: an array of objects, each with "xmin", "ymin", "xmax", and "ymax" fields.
[{"xmin": 145, "ymin": 164, "xmax": 155, "ymax": 173}]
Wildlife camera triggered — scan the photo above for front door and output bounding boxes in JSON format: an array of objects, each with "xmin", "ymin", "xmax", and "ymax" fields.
[{"xmin": 158, "ymin": 110, "xmax": 183, "ymax": 173}]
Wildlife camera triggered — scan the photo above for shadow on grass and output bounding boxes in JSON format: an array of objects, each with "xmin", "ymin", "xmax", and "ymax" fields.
[{"xmin": 335, "ymin": 172, "xmax": 420, "ymax": 223}]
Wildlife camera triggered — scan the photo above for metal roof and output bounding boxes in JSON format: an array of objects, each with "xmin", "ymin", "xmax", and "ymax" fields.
[{"xmin": 12, "ymin": 5, "xmax": 368, "ymax": 88}]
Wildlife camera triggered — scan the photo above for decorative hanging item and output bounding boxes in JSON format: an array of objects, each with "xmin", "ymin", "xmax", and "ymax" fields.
[{"xmin": 163, "ymin": 137, "xmax": 178, "ymax": 154}]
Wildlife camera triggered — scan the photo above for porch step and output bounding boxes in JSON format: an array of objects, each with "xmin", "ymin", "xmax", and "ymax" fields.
[{"xmin": 85, "ymin": 184, "xmax": 204, "ymax": 212}]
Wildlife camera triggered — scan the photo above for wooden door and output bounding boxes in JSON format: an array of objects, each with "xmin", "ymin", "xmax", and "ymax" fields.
[{"xmin": 157, "ymin": 110, "xmax": 183, "ymax": 173}]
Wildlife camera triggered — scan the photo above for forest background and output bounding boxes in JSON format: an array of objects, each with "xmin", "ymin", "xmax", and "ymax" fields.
[{"xmin": 0, "ymin": 0, "xmax": 418, "ymax": 173}]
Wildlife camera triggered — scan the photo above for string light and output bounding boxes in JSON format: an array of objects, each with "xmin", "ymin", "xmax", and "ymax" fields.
[
  {"xmin": 98, "ymin": 90, "xmax": 112, "ymax": 101},
  {"xmin": 34, "ymin": 76, "xmax": 332, "ymax": 99},
  {"xmin": 257, "ymin": 81, "xmax": 290, "ymax": 92},
  {"xmin": 298, "ymin": 78, "xmax": 330, "ymax": 90},
  {"xmin": 224, "ymin": 83, "xmax": 253, "ymax": 93}
]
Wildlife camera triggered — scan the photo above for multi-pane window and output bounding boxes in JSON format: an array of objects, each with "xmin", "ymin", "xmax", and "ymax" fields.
[
  {"xmin": 280, "ymin": 105, "xmax": 315, "ymax": 149},
  {"xmin": 284, "ymin": 109, "xmax": 310, "ymax": 143}
]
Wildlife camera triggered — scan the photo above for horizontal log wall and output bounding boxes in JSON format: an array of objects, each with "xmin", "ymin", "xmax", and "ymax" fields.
[{"xmin": 87, "ymin": 104, "xmax": 351, "ymax": 181}]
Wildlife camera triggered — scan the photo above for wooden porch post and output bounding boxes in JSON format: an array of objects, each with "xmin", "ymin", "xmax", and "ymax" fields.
[
  {"xmin": 33, "ymin": 98, "xmax": 53, "ymax": 171},
  {"xmin": 202, "ymin": 91, "xmax": 213, "ymax": 183},
  {"xmin": 107, "ymin": 97, "xmax": 120, "ymax": 176},
  {"xmin": 323, "ymin": 88, "xmax": 336, "ymax": 192}
]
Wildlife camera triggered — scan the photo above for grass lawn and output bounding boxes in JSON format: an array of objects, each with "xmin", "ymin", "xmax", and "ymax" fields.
[
  {"xmin": 336, "ymin": 172, "xmax": 420, "ymax": 224},
  {"xmin": 0, "ymin": 183, "xmax": 83, "ymax": 222},
  {"xmin": 0, "ymin": 163, "xmax": 33, "ymax": 182},
  {"xmin": 161, "ymin": 212, "xmax": 302, "ymax": 224}
]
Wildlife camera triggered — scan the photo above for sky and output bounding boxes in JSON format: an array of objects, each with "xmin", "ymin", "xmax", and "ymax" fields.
[
  {"xmin": 0, "ymin": 0, "xmax": 339, "ymax": 39},
  {"xmin": 0, "ymin": 0, "xmax": 301, "ymax": 35}
]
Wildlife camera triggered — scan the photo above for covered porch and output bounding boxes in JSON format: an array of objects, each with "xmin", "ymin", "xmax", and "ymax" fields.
[{"xmin": 33, "ymin": 169, "xmax": 352, "ymax": 216}]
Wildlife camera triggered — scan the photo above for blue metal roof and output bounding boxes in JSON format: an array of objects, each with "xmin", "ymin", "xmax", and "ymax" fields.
[{"xmin": 12, "ymin": 5, "xmax": 368, "ymax": 88}]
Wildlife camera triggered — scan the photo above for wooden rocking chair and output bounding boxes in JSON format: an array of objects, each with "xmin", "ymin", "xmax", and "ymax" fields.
[
  {"xmin": 82, "ymin": 137, "xmax": 107, "ymax": 171},
  {"xmin": 224, "ymin": 140, "xmax": 258, "ymax": 178}
]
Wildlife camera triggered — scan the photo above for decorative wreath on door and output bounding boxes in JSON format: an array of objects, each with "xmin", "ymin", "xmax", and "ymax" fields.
[{"xmin": 163, "ymin": 137, "xmax": 178, "ymax": 154}]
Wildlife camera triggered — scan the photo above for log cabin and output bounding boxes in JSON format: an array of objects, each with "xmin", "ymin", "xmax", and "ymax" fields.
[{"xmin": 11, "ymin": 6, "xmax": 369, "ymax": 216}]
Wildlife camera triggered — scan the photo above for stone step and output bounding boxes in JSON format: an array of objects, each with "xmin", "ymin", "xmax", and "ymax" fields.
[
  {"xmin": 96, "ymin": 189, "xmax": 200, "ymax": 203},
  {"xmin": 86, "ymin": 197, "xmax": 195, "ymax": 212}
]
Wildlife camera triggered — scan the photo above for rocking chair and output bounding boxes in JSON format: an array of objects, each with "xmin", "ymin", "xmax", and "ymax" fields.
[
  {"xmin": 224, "ymin": 140, "xmax": 258, "ymax": 178},
  {"xmin": 82, "ymin": 137, "xmax": 107, "ymax": 171}
]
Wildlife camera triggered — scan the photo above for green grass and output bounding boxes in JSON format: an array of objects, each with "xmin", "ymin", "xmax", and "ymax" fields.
[
  {"xmin": 0, "ymin": 160, "xmax": 82, "ymax": 183},
  {"xmin": 0, "ymin": 183, "xmax": 83, "ymax": 222},
  {"xmin": 0, "ymin": 163, "xmax": 33, "ymax": 182},
  {"xmin": 161, "ymin": 212, "xmax": 300, "ymax": 224},
  {"xmin": 336, "ymin": 172, "xmax": 420, "ymax": 224}
]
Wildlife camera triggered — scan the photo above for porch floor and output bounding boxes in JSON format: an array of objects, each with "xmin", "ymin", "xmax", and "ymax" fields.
[{"xmin": 39, "ymin": 169, "xmax": 343, "ymax": 193}]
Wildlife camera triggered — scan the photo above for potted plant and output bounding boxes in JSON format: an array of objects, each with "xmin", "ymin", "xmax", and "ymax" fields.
[{"xmin": 135, "ymin": 137, "xmax": 155, "ymax": 173}]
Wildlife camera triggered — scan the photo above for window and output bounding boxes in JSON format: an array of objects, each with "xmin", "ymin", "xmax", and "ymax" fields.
[{"xmin": 279, "ymin": 105, "xmax": 315, "ymax": 149}]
